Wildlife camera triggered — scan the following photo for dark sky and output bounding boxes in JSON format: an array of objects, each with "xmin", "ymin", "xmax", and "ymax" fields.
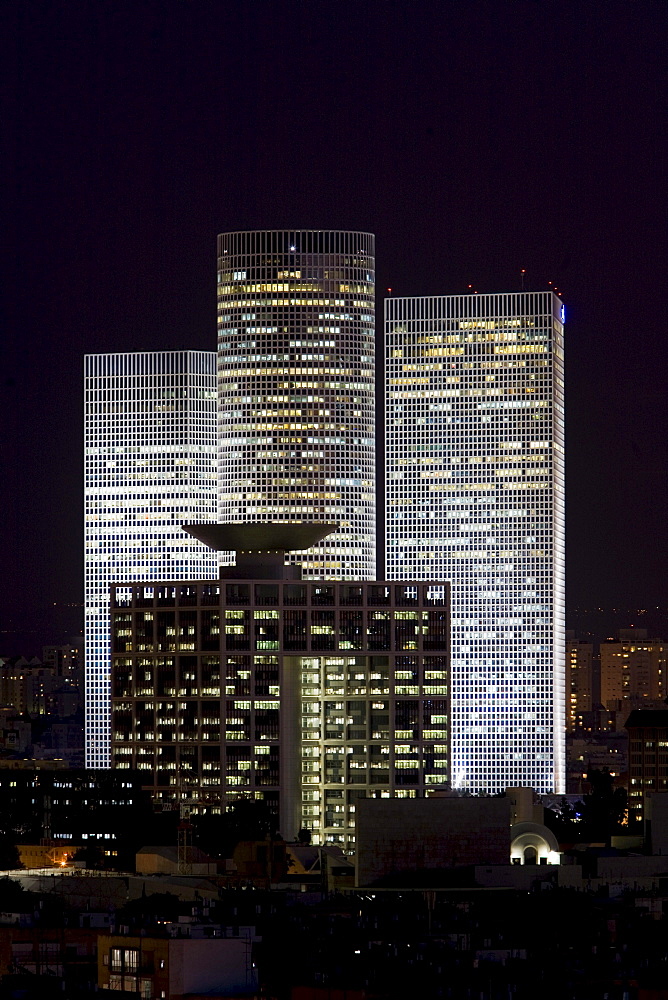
[{"xmin": 2, "ymin": 1, "xmax": 667, "ymax": 653}]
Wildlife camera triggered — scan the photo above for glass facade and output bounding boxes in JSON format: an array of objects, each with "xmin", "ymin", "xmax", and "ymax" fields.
[
  {"xmin": 111, "ymin": 578, "xmax": 449, "ymax": 848},
  {"xmin": 217, "ymin": 231, "xmax": 376, "ymax": 579},
  {"xmin": 84, "ymin": 352, "xmax": 218, "ymax": 767},
  {"xmin": 385, "ymin": 292, "xmax": 565, "ymax": 794}
]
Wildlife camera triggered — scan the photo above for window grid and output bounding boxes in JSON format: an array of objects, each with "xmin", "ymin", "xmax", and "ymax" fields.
[
  {"xmin": 110, "ymin": 579, "xmax": 449, "ymax": 850},
  {"xmin": 84, "ymin": 351, "xmax": 219, "ymax": 767},
  {"xmin": 217, "ymin": 231, "xmax": 376, "ymax": 580},
  {"xmin": 384, "ymin": 292, "xmax": 565, "ymax": 794}
]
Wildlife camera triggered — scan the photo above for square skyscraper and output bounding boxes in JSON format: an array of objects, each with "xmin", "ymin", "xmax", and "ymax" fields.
[
  {"xmin": 385, "ymin": 292, "xmax": 565, "ymax": 794},
  {"xmin": 84, "ymin": 351, "xmax": 218, "ymax": 767}
]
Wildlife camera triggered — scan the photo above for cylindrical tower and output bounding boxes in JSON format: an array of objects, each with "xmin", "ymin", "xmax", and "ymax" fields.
[{"xmin": 217, "ymin": 230, "xmax": 376, "ymax": 579}]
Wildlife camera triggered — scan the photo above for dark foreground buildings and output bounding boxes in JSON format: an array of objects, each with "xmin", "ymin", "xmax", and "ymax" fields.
[{"xmin": 110, "ymin": 523, "xmax": 450, "ymax": 847}]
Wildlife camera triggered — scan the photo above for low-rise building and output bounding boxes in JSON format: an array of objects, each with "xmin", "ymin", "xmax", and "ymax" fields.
[
  {"xmin": 136, "ymin": 845, "xmax": 217, "ymax": 876},
  {"xmin": 0, "ymin": 767, "xmax": 153, "ymax": 863},
  {"xmin": 0, "ymin": 926, "xmax": 99, "ymax": 992},
  {"xmin": 17, "ymin": 842, "xmax": 81, "ymax": 869},
  {"xmin": 97, "ymin": 930, "xmax": 259, "ymax": 998}
]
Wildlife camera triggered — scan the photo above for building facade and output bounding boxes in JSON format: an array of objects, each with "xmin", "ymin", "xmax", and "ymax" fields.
[
  {"xmin": 110, "ymin": 525, "xmax": 449, "ymax": 848},
  {"xmin": 601, "ymin": 630, "xmax": 667, "ymax": 710},
  {"xmin": 565, "ymin": 638, "xmax": 594, "ymax": 732},
  {"xmin": 84, "ymin": 352, "xmax": 218, "ymax": 767},
  {"xmin": 0, "ymin": 767, "xmax": 151, "ymax": 858},
  {"xmin": 625, "ymin": 709, "xmax": 668, "ymax": 824},
  {"xmin": 385, "ymin": 292, "xmax": 565, "ymax": 794},
  {"xmin": 97, "ymin": 933, "xmax": 259, "ymax": 998},
  {"xmin": 217, "ymin": 230, "xmax": 376, "ymax": 579},
  {"xmin": 42, "ymin": 639, "xmax": 83, "ymax": 678}
]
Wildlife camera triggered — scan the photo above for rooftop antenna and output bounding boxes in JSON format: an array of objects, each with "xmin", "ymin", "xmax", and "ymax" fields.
[{"xmin": 521, "ymin": 268, "xmax": 526, "ymax": 291}]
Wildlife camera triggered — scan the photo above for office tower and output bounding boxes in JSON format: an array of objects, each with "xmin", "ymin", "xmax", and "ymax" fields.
[
  {"xmin": 601, "ymin": 630, "xmax": 667, "ymax": 710},
  {"xmin": 385, "ymin": 291, "xmax": 565, "ymax": 794},
  {"xmin": 217, "ymin": 230, "xmax": 376, "ymax": 579},
  {"xmin": 84, "ymin": 352, "xmax": 218, "ymax": 768},
  {"xmin": 110, "ymin": 523, "xmax": 450, "ymax": 847},
  {"xmin": 565, "ymin": 638, "xmax": 594, "ymax": 732}
]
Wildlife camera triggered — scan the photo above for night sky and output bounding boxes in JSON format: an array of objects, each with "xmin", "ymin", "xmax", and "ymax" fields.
[{"xmin": 2, "ymin": 1, "xmax": 667, "ymax": 653}]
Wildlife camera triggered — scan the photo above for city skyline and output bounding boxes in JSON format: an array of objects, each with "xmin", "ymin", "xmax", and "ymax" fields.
[
  {"xmin": 3, "ymin": 4, "xmax": 666, "ymax": 652},
  {"xmin": 87, "ymin": 286, "xmax": 566, "ymax": 795},
  {"xmin": 2, "ymin": 6, "xmax": 668, "ymax": 994}
]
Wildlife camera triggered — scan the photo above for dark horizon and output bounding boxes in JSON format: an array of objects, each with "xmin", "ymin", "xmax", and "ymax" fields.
[{"xmin": 2, "ymin": 2, "xmax": 667, "ymax": 655}]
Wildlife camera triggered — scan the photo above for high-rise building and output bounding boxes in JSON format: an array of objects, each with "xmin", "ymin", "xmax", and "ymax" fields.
[
  {"xmin": 42, "ymin": 639, "xmax": 83, "ymax": 678},
  {"xmin": 565, "ymin": 638, "xmax": 594, "ymax": 732},
  {"xmin": 110, "ymin": 523, "xmax": 450, "ymax": 847},
  {"xmin": 216, "ymin": 231, "xmax": 376, "ymax": 579},
  {"xmin": 385, "ymin": 291, "xmax": 565, "ymax": 794},
  {"xmin": 84, "ymin": 352, "xmax": 218, "ymax": 767},
  {"xmin": 625, "ymin": 708, "xmax": 668, "ymax": 823},
  {"xmin": 601, "ymin": 630, "xmax": 667, "ymax": 709}
]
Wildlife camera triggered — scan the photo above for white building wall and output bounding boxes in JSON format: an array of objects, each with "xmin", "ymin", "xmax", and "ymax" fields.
[
  {"xmin": 217, "ymin": 230, "xmax": 376, "ymax": 579},
  {"xmin": 168, "ymin": 936, "xmax": 258, "ymax": 996},
  {"xmin": 385, "ymin": 292, "xmax": 565, "ymax": 793},
  {"xmin": 84, "ymin": 351, "xmax": 218, "ymax": 767}
]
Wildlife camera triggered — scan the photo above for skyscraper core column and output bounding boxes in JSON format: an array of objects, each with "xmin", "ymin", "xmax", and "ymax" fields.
[{"xmin": 217, "ymin": 230, "xmax": 376, "ymax": 579}]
